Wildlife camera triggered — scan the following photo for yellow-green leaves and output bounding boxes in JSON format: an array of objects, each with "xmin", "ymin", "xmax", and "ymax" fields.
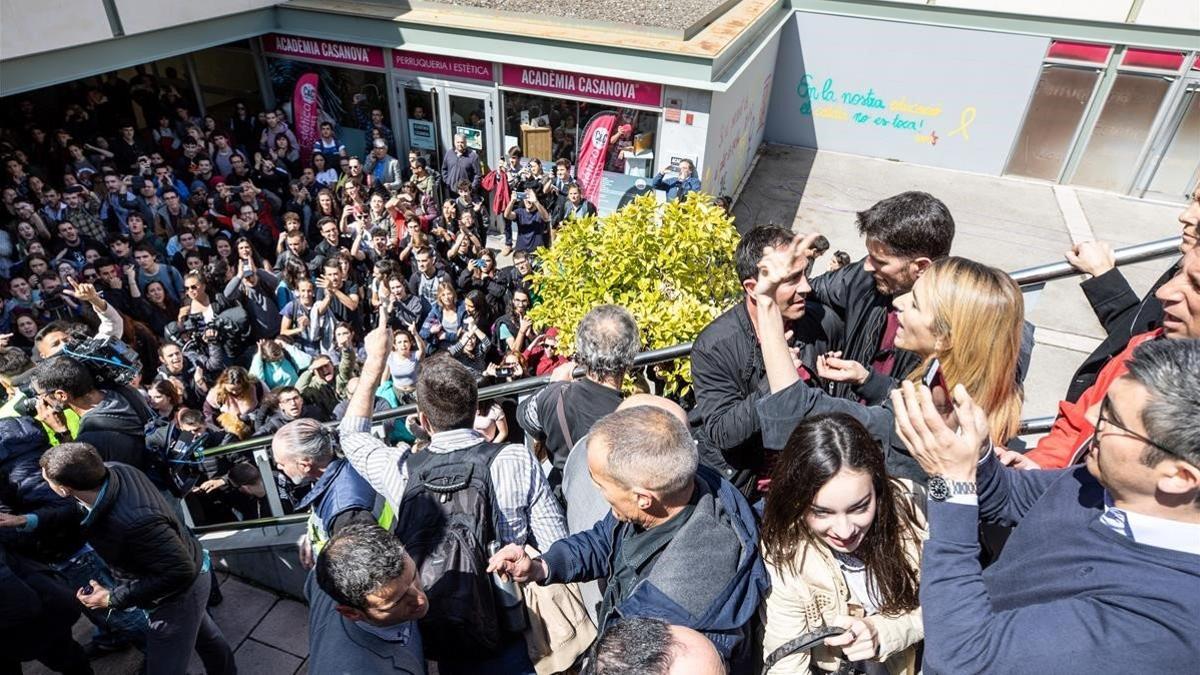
[{"xmin": 528, "ymin": 193, "xmax": 741, "ymax": 394}]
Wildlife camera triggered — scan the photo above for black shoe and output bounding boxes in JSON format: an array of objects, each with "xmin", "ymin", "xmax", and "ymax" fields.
[{"xmin": 81, "ymin": 640, "xmax": 129, "ymax": 659}]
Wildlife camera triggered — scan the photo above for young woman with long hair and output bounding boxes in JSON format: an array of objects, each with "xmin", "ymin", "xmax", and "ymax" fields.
[
  {"xmin": 203, "ymin": 366, "xmax": 269, "ymax": 426},
  {"xmin": 760, "ymin": 413, "xmax": 924, "ymax": 674},
  {"xmin": 755, "ymin": 235, "xmax": 1026, "ymax": 483}
]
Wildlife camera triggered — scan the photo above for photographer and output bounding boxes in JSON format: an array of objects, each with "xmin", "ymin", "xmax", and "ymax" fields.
[
  {"xmin": 171, "ymin": 270, "xmax": 244, "ymax": 365},
  {"xmin": 31, "ymin": 354, "xmax": 151, "ymax": 468},
  {"xmin": 502, "ymin": 188, "xmax": 550, "ymax": 253},
  {"xmin": 33, "ymin": 279, "xmax": 125, "ymax": 360}
]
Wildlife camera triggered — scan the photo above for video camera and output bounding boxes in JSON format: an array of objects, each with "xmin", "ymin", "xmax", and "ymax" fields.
[{"xmin": 60, "ymin": 336, "xmax": 142, "ymax": 388}]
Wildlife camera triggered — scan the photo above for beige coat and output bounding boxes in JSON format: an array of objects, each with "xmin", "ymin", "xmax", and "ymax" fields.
[{"xmin": 761, "ymin": 489, "xmax": 927, "ymax": 675}]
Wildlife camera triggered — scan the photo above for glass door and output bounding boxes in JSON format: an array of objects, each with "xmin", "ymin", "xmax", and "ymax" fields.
[
  {"xmin": 400, "ymin": 85, "xmax": 441, "ymax": 171},
  {"xmin": 442, "ymin": 87, "xmax": 494, "ymax": 175},
  {"xmin": 1139, "ymin": 78, "xmax": 1200, "ymax": 201}
]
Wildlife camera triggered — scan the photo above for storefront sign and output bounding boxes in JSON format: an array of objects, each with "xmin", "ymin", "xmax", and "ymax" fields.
[
  {"xmin": 293, "ymin": 73, "xmax": 321, "ymax": 167},
  {"xmin": 576, "ymin": 111, "xmax": 618, "ymax": 204},
  {"xmin": 502, "ymin": 65, "xmax": 661, "ymax": 107},
  {"xmin": 262, "ymin": 34, "xmax": 385, "ymax": 69},
  {"xmin": 394, "ymin": 51, "xmax": 493, "ymax": 82},
  {"xmin": 408, "ymin": 119, "xmax": 437, "ymax": 150}
]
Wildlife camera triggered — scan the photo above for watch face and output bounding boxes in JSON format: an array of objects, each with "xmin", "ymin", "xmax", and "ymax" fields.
[{"xmin": 928, "ymin": 476, "xmax": 950, "ymax": 501}]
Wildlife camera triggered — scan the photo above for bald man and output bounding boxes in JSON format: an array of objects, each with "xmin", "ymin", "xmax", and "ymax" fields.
[
  {"xmin": 561, "ymin": 394, "xmax": 689, "ymax": 623},
  {"xmin": 591, "ymin": 617, "xmax": 726, "ymax": 675}
]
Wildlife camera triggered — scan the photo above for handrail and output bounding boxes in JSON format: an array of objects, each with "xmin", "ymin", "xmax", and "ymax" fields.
[
  {"xmin": 1016, "ymin": 416, "xmax": 1056, "ymax": 436},
  {"xmin": 1010, "ymin": 236, "xmax": 1180, "ymax": 286},
  {"xmin": 192, "ymin": 513, "xmax": 308, "ymax": 534},
  {"xmin": 200, "ymin": 235, "xmax": 1181, "ymax": 460}
]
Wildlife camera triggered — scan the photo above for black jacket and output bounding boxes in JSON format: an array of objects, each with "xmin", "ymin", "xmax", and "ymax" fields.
[
  {"xmin": 518, "ymin": 379, "xmax": 623, "ymax": 487},
  {"xmin": 689, "ymin": 300, "xmax": 840, "ymax": 496},
  {"xmin": 1065, "ymin": 262, "xmax": 1177, "ymax": 402},
  {"xmin": 76, "ymin": 386, "xmax": 152, "ymax": 470},
  {"xmin": 808, "ymin": 260, "xmax": 922, "ymax": 400},
  {"xmin": 0, "ymin": 417, "xmax": 83, "ymax": 563},
  {"xmin": 80, "ymin": 463, "xmax": 204, "ymax": 610}
]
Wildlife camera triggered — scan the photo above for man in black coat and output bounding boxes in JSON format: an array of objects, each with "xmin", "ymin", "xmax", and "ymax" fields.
[
  {"xmin": 808, "ymin": 191, "xmax": 956, "ymax": 400},
  {"xmin": 35, "ymin": 443, "xmax": 236, "ymax": 675},
  {"xmin": 690, "ymin": 226, "xmax": 840, "ymax": 497},
  {"xmin": 1060, "ymin": 185, "xmax": 1197, "ymax": 402}
]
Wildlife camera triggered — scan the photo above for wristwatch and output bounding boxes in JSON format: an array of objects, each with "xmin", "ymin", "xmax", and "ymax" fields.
[{"xmin": 928, "ymin": 475, "xmax": 976, "ymax": 502}]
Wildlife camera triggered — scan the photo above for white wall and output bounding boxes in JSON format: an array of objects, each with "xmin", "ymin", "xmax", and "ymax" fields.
[
  {"xmin": 0, "ymin": 0, "xmax": 113, "ymax": 60},
  {"xmin": 936, "ymin": 0, "xmax": 1133, "ymax": 24},
  {"xmin": 701, "ymin": 27, "xmax": 783, "ymax": 197},
  {"xmin": 115, "ymin": 0, "xmax": 279, "ymax": 35},
  {"xmin": 657, "ymin": 86, "xmax": 712, "ymax": 181},
  {"xmin": 1134, "ymin": 0, "xmax": 1200, "ymax": 30}
]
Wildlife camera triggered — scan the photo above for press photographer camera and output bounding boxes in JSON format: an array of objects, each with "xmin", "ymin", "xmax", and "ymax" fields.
[{"xmin": 30, "ymin": 339, "xmax": 153, "ymax": 469}]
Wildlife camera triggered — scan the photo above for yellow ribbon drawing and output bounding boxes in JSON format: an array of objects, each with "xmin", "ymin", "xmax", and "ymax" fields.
[{"xmin": 948, "ymin": 106, "xmax": 976, "ymax": 141}]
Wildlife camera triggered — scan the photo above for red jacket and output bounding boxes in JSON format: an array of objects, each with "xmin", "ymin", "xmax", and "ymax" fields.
[
  {"xmin": 1026, "ymin": 329, "xmax": 1163, "ymax": 469},
  {"xmin": 481, "ymin": 169, "xmax": 510, "ymax": 216}
]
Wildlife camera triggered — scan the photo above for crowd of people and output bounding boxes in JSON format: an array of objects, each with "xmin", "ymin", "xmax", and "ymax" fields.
[{"xmin": 1, "ymin": 71, "xmax": 1198, "ymax": 675}]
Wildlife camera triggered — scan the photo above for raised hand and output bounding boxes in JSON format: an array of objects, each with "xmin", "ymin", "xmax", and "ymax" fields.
[
  {"xmin": 890, "ymin": 381, "xmax": 990, "ymax": 481},
  {"xmin": 755, "ymin": 231, "xmax": 821, "ymax": 300},
  {"xmin": 817, "ymin": 351, "xmax": 870, "ymax": 385}
]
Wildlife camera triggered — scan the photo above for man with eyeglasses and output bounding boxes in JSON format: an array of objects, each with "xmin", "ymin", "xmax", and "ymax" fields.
[
  {"xmin": 1026, "ymin": 246, "xmax": 1200, "ymax": 469},
  {"xmin": 891, "ymin": 337, "xmax": 1200, "ymax": 674}
]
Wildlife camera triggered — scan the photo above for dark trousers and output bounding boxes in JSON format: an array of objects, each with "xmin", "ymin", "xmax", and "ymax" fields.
[{"xmin": 145, "ymin": 570, "xmax": 236, "ymax": 675}]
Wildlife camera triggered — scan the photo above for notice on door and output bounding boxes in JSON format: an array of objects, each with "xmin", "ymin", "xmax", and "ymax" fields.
[
  {"xmin": 457, "ymin": 126, "xmax": 483, "ymax": 150},
  {"xmin": 409, "ymin": 119, "xmax": 437, "ymax": 150}
]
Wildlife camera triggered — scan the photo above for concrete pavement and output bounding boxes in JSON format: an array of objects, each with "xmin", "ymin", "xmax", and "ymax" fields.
[{"xmin": 733, "ymin": 144, "xmax": 1185, "ymax": 422}]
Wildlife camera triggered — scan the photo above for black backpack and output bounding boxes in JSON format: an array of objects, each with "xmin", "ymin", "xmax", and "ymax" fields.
[{"xmin": 393, "ymin": 442, "xmax": 506, "ymax": 661}]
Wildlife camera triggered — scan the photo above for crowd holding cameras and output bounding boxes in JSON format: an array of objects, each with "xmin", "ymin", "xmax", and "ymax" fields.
[{"xmin": 2, "ymin": 70, "xmax": 1199, "ymax": 675}]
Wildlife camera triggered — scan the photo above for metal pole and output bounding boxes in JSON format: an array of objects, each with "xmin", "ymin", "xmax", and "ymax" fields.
[
  {"xmin": 1009, "ymin": 236, "xmax": 1180, "ymax": 286},
  {"xmin": 254, "ymin": 448, "xmax": 286, "ymax": 518}
]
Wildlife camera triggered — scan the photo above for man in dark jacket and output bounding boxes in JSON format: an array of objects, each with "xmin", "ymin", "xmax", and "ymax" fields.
[
  {"xmin": 0, "ymin": 416, "xmax": 149, "ymax": 655},
  {"xmin": 1060, "ymin": 187, "xmax": 1196, "ymax": 401},
  {"xmin": 517, "ymin": 305, "xmax": 639, "ymax": 495},
  {"xmin": 490, "ymin": 407, "xmax": 768, "ymax": 669},
  {"xmin": 35, "ymin": 443, "xmax": 236, "ymax": 674},
  {"xmin": 32, "ymin": 356, "xmax": 151, "ymax": 469},
  {"xmin": 809, "ymin": 191, "xmax": 955, "ymax": 400},
  {"xmin": 691, "ymin": 225, "xmax": 840, "ymax": 497},
  {"xmin": 441, "ymin": 133, "xmax": 481, "ymax": 196}
]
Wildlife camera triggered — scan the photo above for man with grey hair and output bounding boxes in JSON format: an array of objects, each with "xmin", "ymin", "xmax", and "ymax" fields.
[
  {"xmin": 363, "ymin": 138, "xmax": 402, "ymax": 192},
  {"xmin": 270, "ymin": 418, "xmax": 383, "ymax": 568},
  {"xmin": 518, "ymin": 304, "xmax": 640, "ymax": 496},
  {"xmin": 891, "ymin": 338, "xmax": 1200, "ymax": 674},
  {"xmin": 489, "ymin": 406, "xmax": 768, "ymax": 667},
  {"xmin": 441, "ymin": 132, "xmax": 480, "ymax": 196}
]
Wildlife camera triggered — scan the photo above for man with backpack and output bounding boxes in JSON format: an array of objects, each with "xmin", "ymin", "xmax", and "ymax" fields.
[{"xmin": 339, "ymin": 324, "xmax": 566, "ymax": 674}]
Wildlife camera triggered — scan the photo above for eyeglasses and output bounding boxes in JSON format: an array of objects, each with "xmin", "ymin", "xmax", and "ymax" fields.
[
  {"xmin": 1092, "ymin": 397, "xmax": 1176, "ymax": 457},
  {"xmin": 185, "ymin": 284, "xmax": 201, "ymax": 290}
]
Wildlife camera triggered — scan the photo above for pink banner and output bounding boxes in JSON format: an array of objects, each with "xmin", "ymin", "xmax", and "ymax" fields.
[
  {"xmin": 576, "ymin": 111, "xmax": 618, "ymax": 205},
  {"xmin": 393, "ymin": 51, "xmax": 493, "ymax": 82},
  {"xmin": 293, "ymin": 73, "xmax": 321, "ymax": 168},
  {"xmin": 262, "ymin": 34, "xmax": 385, "ymax": 69},
  {"xmin": 502, "ymin": 65, "xmax": 662, "ymax": 107}
]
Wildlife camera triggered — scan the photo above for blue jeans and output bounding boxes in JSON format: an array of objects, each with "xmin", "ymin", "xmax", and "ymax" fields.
[
  {"xmin": 55, "ymin": 548, "xmax": 149, "ymax": 648},
  {"xmin": 503, "ymin": 218, "xmax": 516, "ymax": 247},
  {"xmin": 438, "ymin": 636, "xmax": 536, "ymax": 675}
]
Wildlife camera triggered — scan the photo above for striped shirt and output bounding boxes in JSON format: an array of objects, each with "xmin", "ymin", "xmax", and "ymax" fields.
[{"xmin": 338, "ymin": 415, "xmax": 567, "ymax": 550}]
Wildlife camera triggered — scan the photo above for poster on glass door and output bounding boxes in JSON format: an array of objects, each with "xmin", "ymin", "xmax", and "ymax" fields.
[{"xmin": 409, "ymin": 119, "xmax": 436, "ymax": 150}]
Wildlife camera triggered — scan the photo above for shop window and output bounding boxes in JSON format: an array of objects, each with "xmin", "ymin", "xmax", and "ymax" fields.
[
  {"xmin": 501, "ymin": 91, "xmax": 659, "ymax": 175},
  {"xmin": 267, "ymin": 58, "xmax": 389, "ymax": 160},
  {"xmin": 1145, "ymin": 92, "xmax": 1200, "ymax": 199},
  {"xmin": 1005, "ymin": 66, "xmax": 1100, "ymax": 181},
  {"xmin": 1071, "ymin": 73, "xmax": 1172, "ymax": 192},
  {"xmin": 191, "ymin": 46, "xmax": 261, "ymax": 119}
]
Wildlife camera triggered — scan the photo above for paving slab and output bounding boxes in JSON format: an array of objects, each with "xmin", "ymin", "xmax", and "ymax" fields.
[
  {"xmin": 209, "ymin": 577, "xmax": 280, "ymax": 647},
  {"xmin": 250, "ymin": 598, "xmax": 310, "ymax": 659},
  {"xmin": 233, "ymin": 639, "xmax": 304, "ymax": 675}
]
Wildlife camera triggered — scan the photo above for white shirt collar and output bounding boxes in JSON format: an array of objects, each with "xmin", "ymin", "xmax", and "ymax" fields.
[{"xmin": 1100, "ymin": 493, "xmax": 1200, "ymax": 556}]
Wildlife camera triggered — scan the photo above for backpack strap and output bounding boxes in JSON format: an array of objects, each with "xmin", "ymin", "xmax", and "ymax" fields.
[{"xmin": 554, "ymin": 384, "xmax": 574, "ymax": 449}]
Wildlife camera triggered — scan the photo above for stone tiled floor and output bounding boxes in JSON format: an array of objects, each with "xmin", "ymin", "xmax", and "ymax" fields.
[{"xmin": 22, "ymin": 572, "xmax": 310, "ymax": 675}]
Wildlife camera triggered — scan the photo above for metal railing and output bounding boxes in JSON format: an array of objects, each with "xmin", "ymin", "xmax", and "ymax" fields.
[{"xmin": 188, "ymin": 235, "xmax": 1180, "ymax": 531}]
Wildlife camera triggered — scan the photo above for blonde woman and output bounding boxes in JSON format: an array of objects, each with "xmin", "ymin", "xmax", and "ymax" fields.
[
  {"xmin": 203, "ymin": 366, "xmax": 269, "ymax": 426},
  {"xmin": 754, "ymin": 236, "xmax": 1027, "ymax": 483}
]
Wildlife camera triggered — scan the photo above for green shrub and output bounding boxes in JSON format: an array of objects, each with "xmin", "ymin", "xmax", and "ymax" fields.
[{"xmin": 527, "ymin": 192, "xmax": 742, "ymax": 395}]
